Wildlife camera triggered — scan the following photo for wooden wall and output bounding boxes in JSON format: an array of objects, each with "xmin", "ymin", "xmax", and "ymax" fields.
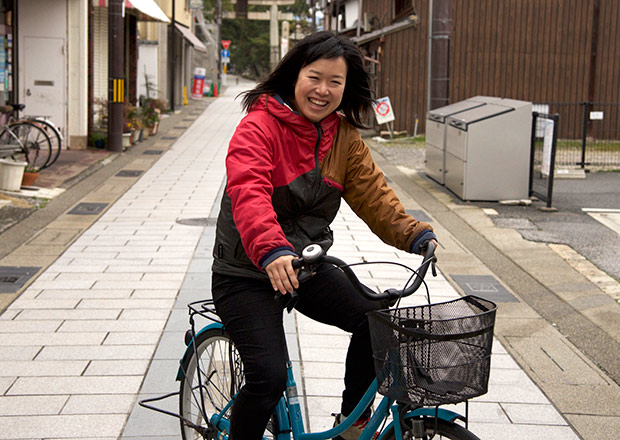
[{"xmin": 357, "ymin": 0, "xmax": 620, "ymax": 138}]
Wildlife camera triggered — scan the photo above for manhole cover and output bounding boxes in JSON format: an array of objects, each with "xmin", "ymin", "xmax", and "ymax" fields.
[
  {"xmin": 176, "ymin": 217, "xmax": 217, "ymax": 226},
  {"xmin": 0, "ymin": 267, "xmax": 41, "ymax": 293},
  {"xmin": 68, "ymin": 202, "xmax": 108, "ymax": 215},
  {"xmin": 406, "ymin": 209, "xmax": 432, "ymax": 223},
  {"xmin": 451, "ymin": 275, "xmax": 518, "ymax": 302},
  {"xmin": 143, "ymin": 150, "xmax": 163, "ymax": 155},
  {"xmin": 116, "ymin": 170, "xmax": 143, "ymax": 177}
]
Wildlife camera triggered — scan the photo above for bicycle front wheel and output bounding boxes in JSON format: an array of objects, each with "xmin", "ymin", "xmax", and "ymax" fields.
[
  {"xmin": 7, "ymin": 121, "xmax": 52, "ymax": 170},
  {"xmin": 178, "ymin": 327, "xmax": 279, "ymax": 440},
  {"xmin": 382, "ymin": 416, "xmax": 480, "ymax": 440}
]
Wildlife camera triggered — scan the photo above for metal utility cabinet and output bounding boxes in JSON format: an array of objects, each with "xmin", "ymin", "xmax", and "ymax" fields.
[
  {"xmin": 444, "ymin": 99, "xmax": 532, "ymax": 201},
  {"xmin": 425, "ymin": 96, "xmax": 501, "ymax": 185}
]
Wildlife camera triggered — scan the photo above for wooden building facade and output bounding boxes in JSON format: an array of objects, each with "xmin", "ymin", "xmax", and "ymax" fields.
[{"xmin": 343, "ymin": 0, "xmax": 620, "ymax": 140}]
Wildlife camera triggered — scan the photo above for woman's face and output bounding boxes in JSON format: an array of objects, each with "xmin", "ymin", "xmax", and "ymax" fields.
[{"xmin": 293, "ymin": 56, "xmax": 347, "ymax": 123}]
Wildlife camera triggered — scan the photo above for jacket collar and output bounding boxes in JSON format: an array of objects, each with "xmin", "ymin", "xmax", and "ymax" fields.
[{"xmin": 257, "ymin": 94, "xmax": 341, "ymax": 136}]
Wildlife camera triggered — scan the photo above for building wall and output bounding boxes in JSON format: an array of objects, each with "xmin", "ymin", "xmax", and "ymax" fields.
[{"xmin": 356, "ymin": 0, "xmax": 620, "ymax": 138}]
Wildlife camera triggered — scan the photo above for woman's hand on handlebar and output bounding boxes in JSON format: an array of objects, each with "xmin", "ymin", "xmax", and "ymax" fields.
[
  {"xmin": 421, "ymin": 239, "xmax": 439, "ymax": 258},
  {"xmin": 266, "ymin": 255, "xmax": 300, "ymax": 295}
]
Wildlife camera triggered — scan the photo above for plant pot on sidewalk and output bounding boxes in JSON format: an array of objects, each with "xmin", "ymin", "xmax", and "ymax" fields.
[
  {"xmin": 0, "ymin": 159, "xmax": 27, "ymax": 191},
  {"xmin": 21, "ymin": 170, "xmax": 40, "ymax": 187}
]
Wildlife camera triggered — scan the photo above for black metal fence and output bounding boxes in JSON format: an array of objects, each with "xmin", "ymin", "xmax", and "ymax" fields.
[{"xmin": 534, "ymin": 102, "xmax": 620, "ymax": 169}]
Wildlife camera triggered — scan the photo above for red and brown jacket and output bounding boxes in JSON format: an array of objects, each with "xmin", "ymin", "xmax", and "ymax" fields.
[{"xmin": 212, "ymin": 95, "xmax": 435, "ymax": 280}]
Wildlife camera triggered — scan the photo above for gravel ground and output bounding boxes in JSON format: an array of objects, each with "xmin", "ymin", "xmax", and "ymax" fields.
[{"xmin": 363, "ymin": 135, "xmax": 426, "ymax": 170}]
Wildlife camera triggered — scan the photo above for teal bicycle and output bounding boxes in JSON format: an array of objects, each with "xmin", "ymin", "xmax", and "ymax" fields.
[{"xmin": 141, "ymin": 242, "xmax": 497, "ymax": 439}]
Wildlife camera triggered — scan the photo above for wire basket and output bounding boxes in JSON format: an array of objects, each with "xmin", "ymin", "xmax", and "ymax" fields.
[{"xmin": 368, "ymin": 295, "xmax": 497, "ymax": 407}]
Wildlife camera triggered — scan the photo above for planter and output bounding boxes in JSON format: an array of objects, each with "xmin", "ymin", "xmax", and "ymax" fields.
[
  {"xmin": 0, "ymin": 159, "xmax": 27, "ymax": 191},
  {"xmin": 122, "ymin": 132, "xmax": 132, "ymax": 149},
  {"xmin": 21, "ymin": 171, "xmax": 40, "ymax": 187}
]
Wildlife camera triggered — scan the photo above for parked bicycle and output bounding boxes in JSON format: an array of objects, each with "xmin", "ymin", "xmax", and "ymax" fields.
[
  {"xmin": 140, "ymin": 242, "xmax": 497, "ymax": 440},
  {"xmin": 0, "ymin": 103, "xmax": 62, "ymax": 171}
]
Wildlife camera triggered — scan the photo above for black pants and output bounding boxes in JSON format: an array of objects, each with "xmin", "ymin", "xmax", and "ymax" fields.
[{"xmin": 212, "ymin": 264, "xmax": 381, "ymax": 440}]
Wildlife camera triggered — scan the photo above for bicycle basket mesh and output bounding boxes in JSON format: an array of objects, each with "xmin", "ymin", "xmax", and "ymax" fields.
[{"xmin": 368, "ymin": 295, "xmax": 497, "ymax": 406}]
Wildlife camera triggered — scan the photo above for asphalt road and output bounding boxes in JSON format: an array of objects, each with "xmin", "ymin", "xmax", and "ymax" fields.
[{"xmin": 369, "ymin": 138, "xmax": 620, "ymax": 284}]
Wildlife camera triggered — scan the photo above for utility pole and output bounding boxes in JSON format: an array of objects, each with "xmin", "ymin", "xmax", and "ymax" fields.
[
  {"xmin": 169, "ymin": 0, "xmax": 176, "ymax": 111},
  {"xmin": 108, "ymin": 0, "xmax": 124, "ymax": 152}
]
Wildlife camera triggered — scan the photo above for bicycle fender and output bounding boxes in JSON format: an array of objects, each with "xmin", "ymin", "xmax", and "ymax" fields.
[
  {"xmin": 176, "ymin": 322, "xmax": 224, "ymax": 381},
  {"xmin": 376, "ymin": 407, "xmax": 465, "ymax": 439}
]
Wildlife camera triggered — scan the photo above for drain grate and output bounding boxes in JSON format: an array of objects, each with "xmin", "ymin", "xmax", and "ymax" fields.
[
  {"xmin": 176, "ymin": 217, "xmax": 217, "ymax": 227},
  {"xmin": 451, "ymin": 275, "xmax": 518, "ymax": 302},
  {"xmin": 406, "ymin": 209, "xmax": 432, "ymax": 223},
  {"xmin": 161, "ymin": 136, "xmax": 178, "ymax": 140},
  {"xmin": 0, "ymin": 267, "xmax": 41, "ymax": 293},
  {"xmin": 68, "ymin": 202, "xmax": 108, "ymax": 215},
  {"xmin": 143, "ymin": 149, "xmax": 163, "ymax": 155},
  {"xmin": 116, "ymin": 170, "xmax": 143, "ymax": 177}
]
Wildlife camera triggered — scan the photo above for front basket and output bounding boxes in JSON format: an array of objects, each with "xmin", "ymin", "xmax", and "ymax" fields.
[{"xmin": 368, "ymin": 295, "xmax": 497, "ymax": 407}]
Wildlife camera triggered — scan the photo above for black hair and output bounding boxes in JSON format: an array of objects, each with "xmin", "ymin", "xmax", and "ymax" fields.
[{"xmin": 239, "ymin": 31, "xmax": 374, "ymax": 128}]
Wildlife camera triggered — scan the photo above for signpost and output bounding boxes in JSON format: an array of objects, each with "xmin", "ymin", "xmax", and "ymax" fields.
[{"xmin": 374, "ymin": 97, "xmax": 396, "ymax": 138}]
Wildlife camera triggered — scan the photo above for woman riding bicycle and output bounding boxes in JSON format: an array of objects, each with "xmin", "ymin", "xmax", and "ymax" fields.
[{"xmin": 211, "ymin": 31, "xmax": 438, "ymax": 440}]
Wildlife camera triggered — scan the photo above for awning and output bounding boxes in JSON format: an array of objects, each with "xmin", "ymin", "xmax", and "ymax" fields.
[
  {"xmin": 93, "ymin": 0, "xmax": 170, "ymax": 23},
  {"xmin": 175, "ymin": 22, "xmax": 207, "ymax": 52}
]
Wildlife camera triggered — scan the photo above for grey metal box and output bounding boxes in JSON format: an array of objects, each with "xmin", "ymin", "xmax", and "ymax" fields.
[
  {"xmin": 425, "ymin": 96, "xmax": 501, "ymax": 184},
  {"xmin": 444, "ymin": 99, "xmax": 532, "ymax": 201}
]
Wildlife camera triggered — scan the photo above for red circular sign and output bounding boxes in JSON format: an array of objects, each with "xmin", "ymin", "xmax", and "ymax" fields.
[{"xmin": 376, "ymin": 102, "xmax": 390, "ymax": 116}]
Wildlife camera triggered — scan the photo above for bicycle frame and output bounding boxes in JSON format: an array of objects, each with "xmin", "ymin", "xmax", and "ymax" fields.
[{"xmin": 179, "ymin": 322, "xmax": 466, "ymax": 440}]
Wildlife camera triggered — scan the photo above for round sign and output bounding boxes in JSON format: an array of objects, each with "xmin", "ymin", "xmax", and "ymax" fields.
[{"xmin": 376, "ymin": 102, "xmax": 390, "ymax": 116}]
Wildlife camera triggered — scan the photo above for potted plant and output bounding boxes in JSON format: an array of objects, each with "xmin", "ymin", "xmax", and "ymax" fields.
[
  {"xmin": 21, "ymin": 165, "xmax": 40, "ymax": 187},
  {"xmin": 90, "ymin": 130, "xmax": 107, "ymax": 149},
  {"xmin": 91, "ymin": 97, "xmax": 108, "ymax": 148},
  {"xmin": 124, "ymin": 101, "xmax": 143, "ymax": 145},
  {"xmin": 141, "ymin": 98, "xmax": 162, "ymax": 136}
]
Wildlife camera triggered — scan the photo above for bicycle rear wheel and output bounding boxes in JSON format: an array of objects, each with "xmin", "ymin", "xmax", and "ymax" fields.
[
  {"xmin": 29, "ymin": 118, "xmax": 62, "ymax": 169},
  {"xmin": 5, "ymin": 121, "xmax": 52, "ymax": 170},
  {"xmin": 382, "ymin": 416, "xmax": 480, "ymax": 440},
  {"xmin": 178, "ymin": 327, "xmax": 279, "ymax": 439}
]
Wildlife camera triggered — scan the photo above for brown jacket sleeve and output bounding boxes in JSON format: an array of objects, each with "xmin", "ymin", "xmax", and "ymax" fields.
[{"xmin": 320, "ymin": 119, "xmax": 433, "ymax": 252}]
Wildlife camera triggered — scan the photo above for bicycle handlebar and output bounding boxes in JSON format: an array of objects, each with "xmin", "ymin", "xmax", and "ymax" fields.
[{"xmin": 294, "ymin": 242, "xmax": 437, "ymax": 302}]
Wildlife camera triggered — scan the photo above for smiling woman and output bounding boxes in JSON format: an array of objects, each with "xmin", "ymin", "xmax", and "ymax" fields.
[
  {"xmin": 210, "ymin": 31, "xmax": 437, "ymax": 440},
  {"xmin": 293, "ymin": 57, "xmax": 347, "ymax": 123}
]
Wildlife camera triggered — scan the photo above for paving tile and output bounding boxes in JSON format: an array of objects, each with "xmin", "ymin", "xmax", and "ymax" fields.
[
  {"xmin": 78, "ymin": 298, "xmax": 175, "ymax": 309},
  {"xmin": 0, "ymin": 360, "xmax": 87, "ymax": 377},
  {"xmin": 0, "ymin": 395, "xmax": 68, "ymax": 415},
  {"xmin": 0, "ymin": 332, "xmax": 106, "ymax": 346},
  {"xmin": 7, "ymin": 298, "xmax": 81, "ymax": 309},
  {"xmin": 58, "ymin": 319, "xmax": 166, "ymax": 333},
  {"xmin": 84, "ymin": 360, "xmax": 150, "ymax": 376},
  {"xmin": 103, "ymin": 332, "xmax": 161, "ymax": 345},
  {"xmin": 0, "ymin": 320, "xmax": 62, "ymax": 333},
  {"xmin": 15, "ymin": 309, "xmax": 121, "ymax": 320},
  {"xmin": 0, "ymin": 346, "xmax": 41, "ymax": 361},
  {"xmin": 8, "ymin": 376, "xmax": 143, "ymax": 395},
  {"xmin": 0, "ymin": 414, "xmax": 127, "ymax": 438},
  {"xmin": 62, "ymin": 394, "xmax": 136, "ymax": 415},
  {"xmin": 502, "ymin": 403, "xmax": 568, "ymax": 425},
  {"xmin": 35, "ymin": 345, "xmax": 155, "ymax": 361}
]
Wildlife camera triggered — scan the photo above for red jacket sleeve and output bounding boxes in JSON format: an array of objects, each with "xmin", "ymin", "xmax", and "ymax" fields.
[{"xmin": 225, "ymin": 115, "xmax": 294, "ymax": 268}]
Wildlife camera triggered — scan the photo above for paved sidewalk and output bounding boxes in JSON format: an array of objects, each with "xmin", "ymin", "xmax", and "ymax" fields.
[{"xmin": 0, "ymin": 81, "xmax": 592, "ymax": 439}]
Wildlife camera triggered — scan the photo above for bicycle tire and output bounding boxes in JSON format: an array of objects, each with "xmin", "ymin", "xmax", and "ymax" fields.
[
  {"xmin": 178, "ymin": 327, "xmax": 279, "ymax": 440},
  {"xmin": 381, "ymin": 416, "xmax": 480, "ymax": 440},
  {"xmin": 28, "ymin": 118, "xmax": 62, "ymax": 169},
  {"xmin": 6, "ymin": 121, "xmax": 52, "ymax": 171}
]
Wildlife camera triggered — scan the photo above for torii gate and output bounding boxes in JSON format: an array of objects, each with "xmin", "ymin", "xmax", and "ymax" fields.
[{"xmin": 226, "ymin": 0, "xmax": 295, "ymax": 69}]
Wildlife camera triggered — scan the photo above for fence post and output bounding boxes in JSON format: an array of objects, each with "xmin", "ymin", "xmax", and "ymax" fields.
[
  {"xmin": 545, "ymin": 114, "xmax": 560, "ymax": 209},
  {"xmin": 529, "ymin": 111, "xmax": 539, "ymax": 196},
  {"xmin": 580, "ymin": 101, "xmax": 590, "ymax": 168}
]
